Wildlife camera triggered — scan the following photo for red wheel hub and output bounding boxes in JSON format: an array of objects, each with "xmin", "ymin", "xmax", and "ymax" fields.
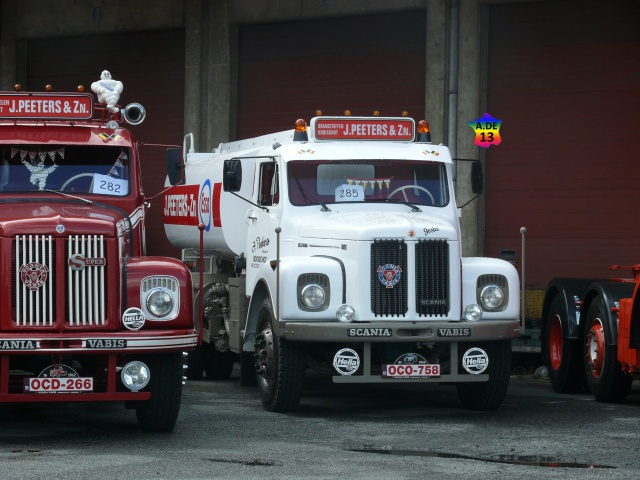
[
  {"xmin": 549, "ymin": 315, "xmax": 563, "ymax": 371},
  {"xmin": 587, "ymin": 319, "xmax": 605, "ymax": 378}
]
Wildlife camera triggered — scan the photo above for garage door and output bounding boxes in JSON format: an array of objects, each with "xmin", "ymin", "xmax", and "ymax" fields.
[
  {"xmin": 484, "ymin": 0, "xmax": 640, "ymax": 288},
  {"xmin": 24, "ymin": 29, "xmax": 185, "ymax": 258},
  {"xmin": 236, "ymin": 11, "xmax": 426, "ymax": 139}
]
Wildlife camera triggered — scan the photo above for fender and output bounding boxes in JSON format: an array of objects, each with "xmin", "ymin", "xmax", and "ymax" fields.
[
  {"xmin": 461, "ymin": 257, "xmax": 520, "ymax": 320},
  {"xmin": 580, "ymin": 281, "xmax": 635, "ymax": 345},
  {"xmin": 542, "ymin": 278, "xmax": 603, "ymax": 340}
]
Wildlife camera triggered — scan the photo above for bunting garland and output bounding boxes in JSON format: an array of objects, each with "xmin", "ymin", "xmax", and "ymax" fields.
[
  {"xmin": 346, "ymin": 177, "xmax": 393, "ymax": 199},
  {"xmin": 10, "ymin": 147, "xmax": 64, "ymax": 163}
]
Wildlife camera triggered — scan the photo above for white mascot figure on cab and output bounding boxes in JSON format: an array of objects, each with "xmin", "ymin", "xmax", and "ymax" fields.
[{"xmin": 91, "ymin": 70, "xmax": 123, "ymax": 113}]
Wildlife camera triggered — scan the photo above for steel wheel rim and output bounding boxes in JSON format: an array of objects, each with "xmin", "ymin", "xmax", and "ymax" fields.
[
  {"xmin": 587, "ymin": 319, "xmax": 605, "ymax": 378},
  {"xmin": 549, "ymin": 314, "xmax": 564, "ymax": 371},
  {"xmin": 257, "ymin": 322, "xmax": 275, "ymax": 388}
]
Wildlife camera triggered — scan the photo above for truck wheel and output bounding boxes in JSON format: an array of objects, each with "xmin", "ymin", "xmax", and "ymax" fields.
[
  {"xmin": 135, "ymin": 353, "xmax": 183, "ymax": 432},
  {"xmin": 456, "ymin": 340, "xmax": 511, "ymax": 411},
  {"xmin": 185, "ymin": 345, "xmax": 206, "ymax": 380},
  {"xmin": 583, "ymin": 296, "xmax": 632, "ymax": 402},
  {"xmin": 205, "ymin": 347, "xmax": 236, "ymax": 380},
  {"xmin": 544, "ymin": 294, "xmax": 585, "ymax": 393},
  {"xmin": 255, "ymin": 298, "xmax": 305, "ymax": 412}
]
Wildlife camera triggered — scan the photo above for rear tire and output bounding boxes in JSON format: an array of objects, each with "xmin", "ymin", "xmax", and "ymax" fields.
[
  {"xmin": 255, "ymin": 298, "xmax": 305, "ymax": 412},
  {"xmin": 583, "ymin": 296, "xmax": 632, "ymax": 402},
  {"xmin": 456, "ymin": 340, "xmax": 511, "ymax": 411},
  {"xmin": 544, "ymin": 294, "xmax": 585, "ymax": 393},
  {"xmin": 135, "ymin": 353, "xmax": 183, "ymax": 432}
]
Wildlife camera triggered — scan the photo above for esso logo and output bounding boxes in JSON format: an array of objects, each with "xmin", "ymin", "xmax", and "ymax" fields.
[{"xmin": 199, "ymin": 179, "xmax": 212, "ymax": 232}]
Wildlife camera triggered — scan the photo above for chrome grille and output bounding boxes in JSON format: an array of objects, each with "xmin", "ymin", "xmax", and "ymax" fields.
[
  {"xmin": 13, "ymin": 234, "xmax": 107, "ymax": 327},
  {"xmin": 67, "ymin": 235, "xmax": 106, "ymax": 326},
  {"xmin": 15, "ymin": 235, "xmax": 55, "ymax": 327}
]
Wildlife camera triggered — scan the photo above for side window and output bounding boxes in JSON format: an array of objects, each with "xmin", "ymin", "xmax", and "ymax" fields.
[{"xmin": 258, "ymin": 162, "xmax": 279, "ymax": 206}]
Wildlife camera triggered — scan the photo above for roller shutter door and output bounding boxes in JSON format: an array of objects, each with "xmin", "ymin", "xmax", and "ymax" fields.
[
  {"xmin": 484, "ymin": 0, "xmax": 640, "ymax": 288},
  {"xmin": 24, "ymin": 29, "xmax": 185, "ymax": 257},
  {"xmin": 237, "ymin": 11, "xmax": 426, "ymax": 139}
]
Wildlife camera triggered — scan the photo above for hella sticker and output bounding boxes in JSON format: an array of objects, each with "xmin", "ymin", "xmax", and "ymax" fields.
[
  {"xmin": 122, "ymin": 307, "xmax": 145, "ymax": 331},
  {"xmin": 462, "ymin": 347, "xmax": 489, "ymax": 374},
  {"xmin": 333, "ymin": 348, "xmax": 360, "ymax": 376}
]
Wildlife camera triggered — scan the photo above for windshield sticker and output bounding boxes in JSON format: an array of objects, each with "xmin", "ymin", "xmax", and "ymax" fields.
[
  {"xmin": 13, "ymin": 148, "xmax": 61, "ymax": 191},
  {"xmin": 92, "ymin": 173, "xmax": 127, "ymax": 196},
  {"xmin": 335, "ymin": 184, "xmax": 364, "ymax": 202},
  {"xmin": 467, "ymin": 113, "xmax": 502, "ymax": 149},
  {"xmin": 98, "ymin": 132, "xmax": 122, "ymax": 142}
]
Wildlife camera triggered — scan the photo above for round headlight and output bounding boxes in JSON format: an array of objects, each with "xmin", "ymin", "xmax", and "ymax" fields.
[
  {"xmin": 301, "ymin": 284, "xmax": 326, "ymax": 310},
  {"xmin": 336, "ymin": 304, "xmax": 355, "ymax": 323},
  {"xmin": 480, "ymin": 284, "xmax": 505, "ymax": 311},
  {"xmin": 121, "ymin": 361, "xmax": 150, "ymax": 391},
  {"xmin": 146, "ymin": 289, "xmax": 174, "ymax": 317},
  {"xmin": 464, "ymin": 304, "xmax": 482, "ymax": 321}
]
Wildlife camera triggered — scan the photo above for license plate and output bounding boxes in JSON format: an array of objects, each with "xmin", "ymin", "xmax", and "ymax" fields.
[
  {"xmin": 381, "ymin": 363, "xmax": 440, "ymax": 378},
  {"xmin": 24, "ymin": 377, "xmax": 93, "ymax": 393}
]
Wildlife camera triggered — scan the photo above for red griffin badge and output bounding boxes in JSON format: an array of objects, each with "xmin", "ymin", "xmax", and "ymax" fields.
[
  {"xmin": 377, "ymin": 264, "xmax": 402, "ymax": 289},
  {"xmin": 20, "ymin": 262, "xmax": 49, "ymax": 291}
]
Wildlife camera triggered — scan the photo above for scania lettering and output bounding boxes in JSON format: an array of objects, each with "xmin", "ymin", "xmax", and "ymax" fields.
[
  {"xmin": 165, "ymin": 115, "xmax": 519, "ymax": 412},
  {"xmin": 0, "ymin": 76, "xmax": 195, "ymax": 432}
]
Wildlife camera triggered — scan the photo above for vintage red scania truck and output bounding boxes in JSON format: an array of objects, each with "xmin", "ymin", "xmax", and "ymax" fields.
[{"xmin": 0, "ymin": 83, "xmax": 196, "ymax": 431}]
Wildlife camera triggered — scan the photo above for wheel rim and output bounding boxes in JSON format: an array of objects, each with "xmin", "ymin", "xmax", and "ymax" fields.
[
  {"xmin": 549, "ymin": 315, "xmax": 563, "ymax": 371},
  {"xmin": 256, "ymin": 321, "xmax": 275, "ymax": 388},
  {"xmin": 587, "ymin": 318, "xmax": 605, "ymax": 378}
]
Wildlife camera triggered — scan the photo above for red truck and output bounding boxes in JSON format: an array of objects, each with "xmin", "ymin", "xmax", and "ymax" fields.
[
  {"xmin": 542, "ymin": 265, "xmax": 640, "ymax": 402},
  {"xmin": 0, "ymin": 82, "xmax": 195, "ymax": 431}
]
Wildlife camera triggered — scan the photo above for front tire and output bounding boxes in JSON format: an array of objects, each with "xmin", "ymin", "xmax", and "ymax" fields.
[
  {"xmin": 135, "ymin": 353, "xmax": 183, "ymax": 432},
  {"xmin": 456, "ymin": 340, "xmax": 511, "ymax": 411},
  {"xmin": 544, "ymin": 294, "xmax": 585, "ymax": 393},
  {"xmin": 255, "ymin": 298, "xmax": 305, "ymax": 412},
  {"xmin": 583, "ymin": 296, "xmax": 632, "ymax": 402}
]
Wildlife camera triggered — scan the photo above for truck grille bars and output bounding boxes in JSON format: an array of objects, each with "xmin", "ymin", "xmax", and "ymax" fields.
[
  {"xmin": 13, "ymin": 235, "xmax": 107, "ymax": 327},
  {"xmin": 371, "ymin": 239, "xmax": 449, "ymax": 317}
]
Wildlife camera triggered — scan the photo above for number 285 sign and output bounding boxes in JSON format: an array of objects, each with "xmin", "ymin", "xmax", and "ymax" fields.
[{"xmin": 335, "ymin": 184, "xmax": 364, "ymax": 202}]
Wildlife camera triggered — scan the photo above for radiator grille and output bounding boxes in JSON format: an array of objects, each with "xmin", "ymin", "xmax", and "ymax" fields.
[
  {"xmin": 13, "ymin": 234, "xmax": 107, "ymax": 327},
  {"xmin": 415, "ymin": 239, "xmax": 449, "ymax": 316},
  {"xmin": 371, "ymin": 239, "xmax": 408, "ymax": 316}
]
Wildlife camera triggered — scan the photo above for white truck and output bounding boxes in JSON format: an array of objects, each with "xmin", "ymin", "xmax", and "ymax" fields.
[{"xmin": 163, "ymin": 115, "xmax": 520, "ymax": 412}]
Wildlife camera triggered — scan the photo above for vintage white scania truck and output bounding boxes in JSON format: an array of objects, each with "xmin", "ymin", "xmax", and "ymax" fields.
[{"xmin": 164, "ymin": 115, "xmax": 520, "ymax": 412}]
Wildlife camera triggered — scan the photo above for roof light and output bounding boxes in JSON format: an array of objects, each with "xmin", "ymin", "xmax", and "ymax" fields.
[
  {"xmin": 373, "ymin": 110, "xmax": 380, "ymax": 117},
  {"xmin": 77, "ymin": 85, "xmax": 85, "ymax": 92},
  {"xmin": 402, "ymin": 111, "xmax": 409, "ymax": 117},
  {"xmin": 344, "ymin": 110, "xmax": 351, "ymax": 116},
  {"xmin": 14, "ymin": 84, "xmax": 21, "ymax": 92},
  {"xmin": 417, "ymin": 119, "xmax": 431, "ymax": 143},
  {"xmin": 45, "ymin": 85, "xmax": 52, "ymax": 92},
  {"xmin": 293, "ymin": 118, "xmax": 308, "ymax": 141},
  {"xmin": 316, "ymin": 110, "xmax": 323, "ymax": 116}
]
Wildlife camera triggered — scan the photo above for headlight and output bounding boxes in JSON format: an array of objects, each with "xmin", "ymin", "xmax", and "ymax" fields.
[
  {"xmin": 300, "ymin": 284, "xmax": 326, "ymax": 310},
  {"xmin": 147, "ymin": 289, "xmax": 174, "ymax": 317},
  {"xmin": 141, "ymin": 276, "xmax": 179, "ymax": 320},
  {"xmin": 336, "ymin": 304, "xmax": 355, "ymax": 323},
  {"xmin": 480, "ymin": 284, "xmax": 505, "ymax": 311},
  {"xmin": 476, "ymin": 275, "xmax": 509, "ymax": 312},
  {"xmin": 297, "ymin": 274, "xmax": 330, "ymax": 312},
  {"xmin": 121, "ymin": 361, "xmax": 150, "ymax": 392}
]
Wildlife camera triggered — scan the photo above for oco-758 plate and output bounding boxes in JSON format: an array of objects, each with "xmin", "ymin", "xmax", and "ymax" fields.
[{"xmin": 381, "ymin": 363, "xmax": 440, "ymax": 378}]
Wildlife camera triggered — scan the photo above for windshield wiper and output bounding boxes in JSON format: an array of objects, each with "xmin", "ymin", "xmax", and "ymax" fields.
[
  {"xmin": 44, "ymin": 189, "xmax": 93, "ymax": 204},
  {"xmin": 294, "ymin": 177, "xmax": 331, "ymax": 211},
  {"xmin": 382, "ymin": 197, "xmax": 421, "ymax": 212}
]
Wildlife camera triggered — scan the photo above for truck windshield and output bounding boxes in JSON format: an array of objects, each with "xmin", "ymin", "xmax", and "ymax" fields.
[
  {"xmin": 0, "ymin": 145, "xmax": 130, "ymax": 196},
  {"xmin": 288, "ymin": 159, "xmax": 449, "ymax": 207}
]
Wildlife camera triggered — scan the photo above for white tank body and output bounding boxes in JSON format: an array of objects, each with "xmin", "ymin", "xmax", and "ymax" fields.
[{"xmin": 163, "ymin": 152, "xmax": 257, "ymax": 261}]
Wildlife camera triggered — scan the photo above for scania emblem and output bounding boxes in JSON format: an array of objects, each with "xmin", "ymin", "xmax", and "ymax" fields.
[
  {"xmin": 20, "ymin": 262, "xmax": 49, "ymax": 291},
  {"xmin": 56, "ymin": 224, "xmax": 65, "ymax": 234},
  {"xmin": 377, "ymin": 263, "xmax": 402, "ymax": 288},
  {"xmin": 68, "ymin": 253, "xmax": 106, "ymax": 271}
]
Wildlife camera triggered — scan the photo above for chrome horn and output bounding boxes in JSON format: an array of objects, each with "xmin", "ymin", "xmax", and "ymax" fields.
[{"xmin": 122, "ymin": 103, "xmax": 146, "ymax": 125}]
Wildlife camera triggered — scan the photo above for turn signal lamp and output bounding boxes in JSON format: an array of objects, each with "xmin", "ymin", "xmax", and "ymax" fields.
[
  {"xmin": 417, "ymin": 119, "xmax": 432, "ymax": 143},
  {"xmin": 293, "ymin": 118, "xmax": 308, "ymax": 141}
]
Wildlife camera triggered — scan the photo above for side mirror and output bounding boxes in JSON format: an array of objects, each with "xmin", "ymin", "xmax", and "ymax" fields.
[
  {"xmin": 223, "ymin": 159, "xmax": 242, "ymax": 192},
  {"xmin": 471, "ymin": 161, "xmax": 484, "ymax": 194},
  {"xmin": 166, "ymin": 148, "xmax": 183, "ymax": 185}
]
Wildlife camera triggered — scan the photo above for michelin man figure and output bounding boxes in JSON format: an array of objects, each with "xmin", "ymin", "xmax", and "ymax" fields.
[{"xmin": 91, "ymin": 70, "xmax": 123, "ymax": 113}]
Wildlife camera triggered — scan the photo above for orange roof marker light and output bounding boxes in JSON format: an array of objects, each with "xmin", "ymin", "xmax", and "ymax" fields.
[
  {"xmin": 315, "ymin": 110, "xmax": 323, "ymax": 116},
  {"xmin": 293, "ymin": 118, "xmax": 309, "ymax": 141},
  {"xmin": 417, "ymin": 119, "xmax": 431, "ymax": 143},
  {"xmin": 373, "ymin": 110, "xmax": 380, "ymax": 117},
  {"xmin": 77, "ymin": 85, "xmax": 85, "ymax": 92},
  {"xmin": 45, "ymin": 85, "xmax": 52, "ymax": 92},
  {"xmin": 14, "ymin": 84, "xmax": 21, "ymax": 92}
]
